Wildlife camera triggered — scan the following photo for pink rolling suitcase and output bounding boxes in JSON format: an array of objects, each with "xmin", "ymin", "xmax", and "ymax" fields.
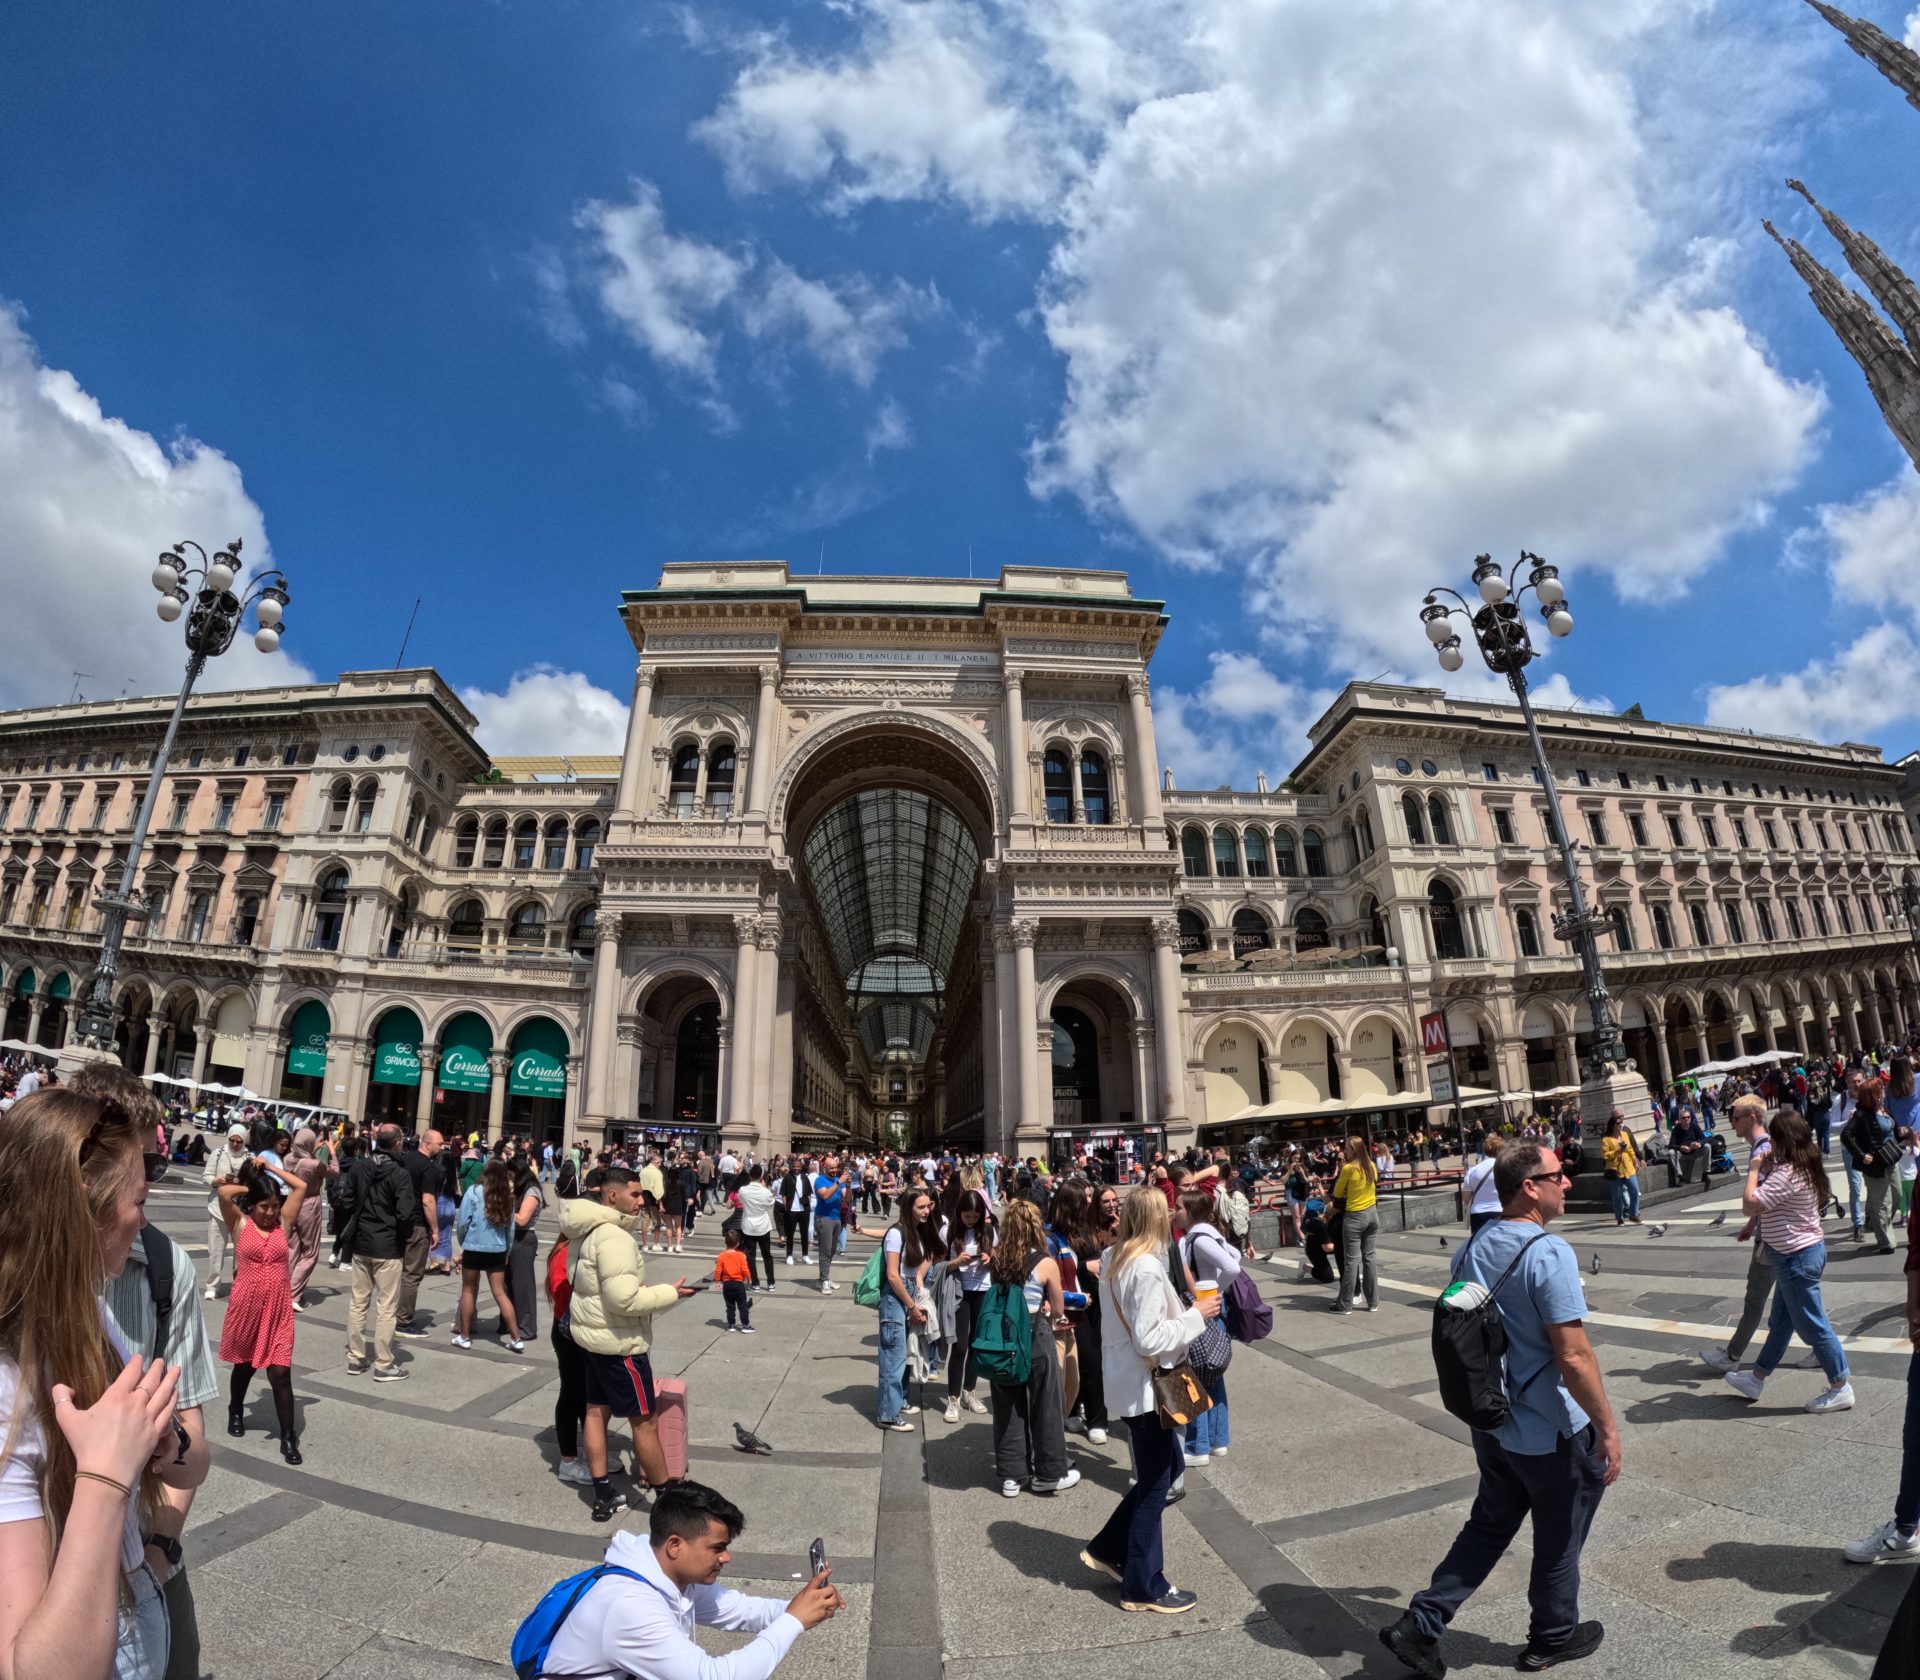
[{"xmin": 654, "ymin": 1378, "xmax": 690, "ymax": 1481}]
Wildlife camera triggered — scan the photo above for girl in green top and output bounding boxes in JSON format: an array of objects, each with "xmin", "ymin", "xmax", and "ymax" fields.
[{"xmin": 1330, "ymin": 1135, "xmax": 1379, "ymax": 1314}]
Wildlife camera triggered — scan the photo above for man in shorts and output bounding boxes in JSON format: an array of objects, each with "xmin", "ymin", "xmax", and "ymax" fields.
[{"xmin": 561, "ymin": 1167, "xmax": 698, "ymax": 1522}]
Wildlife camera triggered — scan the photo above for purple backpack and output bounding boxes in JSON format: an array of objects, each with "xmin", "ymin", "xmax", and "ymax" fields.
[{"xmin": 1223, "ymin": 1267, "xmax": 1272, "ymax": 1344}]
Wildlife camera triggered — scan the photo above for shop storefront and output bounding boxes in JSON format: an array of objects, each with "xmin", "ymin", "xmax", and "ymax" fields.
[
  {"xmin": 281, "ymin": 1000, "xmax": 330, "ymax": 1105},
  {"xmin": 4, "ymin": 969, "xmax": 32, "ymax": 1041},
  {"xmin": 365, "ymin": 1007, "xmax": 424, "ymax": 1127},
  {"xmin": 433, "ymin": 1011, "xmax": 493, "ymax": 1138},
  {"xmin": 38, "ymin": 972, "xmax": 70, "ymax": 1048},
  {"xmin": 1047, "ymin": 1124, "xmax": 1167, "ymax": 1180},
  {"xmin": 505, "ymin": 1017, "xmax": 568, "ymax": 1146}
]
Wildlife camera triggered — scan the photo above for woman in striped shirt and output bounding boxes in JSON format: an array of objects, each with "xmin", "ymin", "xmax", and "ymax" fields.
[{"xmin": 1723, "ymin": 1109, "xmax": 1853, "ymax": 1415}]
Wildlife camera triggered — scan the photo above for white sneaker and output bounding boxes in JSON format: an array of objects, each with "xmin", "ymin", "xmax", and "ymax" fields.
[
  {"xmin": 1844, "ymin": 1520, "xmax": 1920, "ymax": 1563},
  {"xmin": 203, "ymin": 1285, "xmax": 217, "ymax": 1301},
  {"xmin": 508, "ymin": 1338, "xmax": 525, "ymax": 1353},
  {"xmin": 784, "ymin": 1255, "xmax": 795, "ymax": 1266},
  {"xmin": 1210, "ymin": 1445, "xmax": 1228, "ymax": 1458},
  {"xmin": 1724, "ymin": 1369, "xmax": 1765, "ymax": 1401},
  {"xmin": 1001, "ymin": 1479, "xmax": 1023, "ymax": 1498},
  {"xmin": 1087, "ymin": 1427, "xmax": 1109, "ymax": 1445},
  {"xmin": 451, "ymin": 1333, "xmax": 471, "ymax": 1349},
  {"xmin": 944, "ymin": 1400, "xmax": 960, "ymax": 1423},
  {"xmin": 556, "ymin": 1458, "xmax": 593, "ymax": 1485},
  {"xmin": 963, "ymin": 1392, "xmax": 988, "ymax": 1414},
  {"xmin": 1698, "ymin": 1347, "xmax": 1735, "ymax": 1373},
  {"xmin": 1183, "ymin": 1450, "xmax": 1211, "ymax": 1468},
  {"xmin": 1806, "ymin": 1381, "xmax": 1855, "ymax": 1414},
  {"xmin": 1032, "ymin": 1468, "xmax": 1081, "ymax": 1494}
]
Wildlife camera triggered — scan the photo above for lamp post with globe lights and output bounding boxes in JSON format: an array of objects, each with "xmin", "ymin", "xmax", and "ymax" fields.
[
  {"xmin": 71, "ymin": 540, "xmax": 290, "ymax": 1055},
  {"xmin": 1418, "ymin": 551, "xmax": 1628, "ymax": 1085}
]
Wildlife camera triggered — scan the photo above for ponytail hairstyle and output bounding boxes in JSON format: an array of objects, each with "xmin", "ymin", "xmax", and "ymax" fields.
[{"xmin": 0, "ymin": 1089, "xmax": 163, "ymax": 1556}]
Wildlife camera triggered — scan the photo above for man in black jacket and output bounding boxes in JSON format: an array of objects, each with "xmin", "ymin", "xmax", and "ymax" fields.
[{"xmin": 339, "ymin": 1123, "xmax": 419, "ymax": 1380}]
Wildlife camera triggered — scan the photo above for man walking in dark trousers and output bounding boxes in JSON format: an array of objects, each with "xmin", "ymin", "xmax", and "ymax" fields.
[{"xmin": 1380, "ymin": 1141, "xmax": 1622, "ymax": 1677}]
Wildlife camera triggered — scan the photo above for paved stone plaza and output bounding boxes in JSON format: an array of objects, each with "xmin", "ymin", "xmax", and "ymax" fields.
[{"xmin": 145, "ymin": 1174, "xmax": 1914, "ymax": 1680}]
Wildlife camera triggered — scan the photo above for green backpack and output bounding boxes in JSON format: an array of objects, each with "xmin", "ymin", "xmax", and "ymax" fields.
[
  {"xmin": 852, "ymin": 1247, "xmax": 886, "ymax": 1309},
  {"xmin": 969, "ymin": 1281, "xmax": 1032, "ymax": 1386}
]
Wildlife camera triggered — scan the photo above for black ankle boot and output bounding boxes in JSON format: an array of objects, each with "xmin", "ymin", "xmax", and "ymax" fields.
[
  {"xmin": 280, "ymin": 1435, "xmax": 302, "ymax": 1466},
  {"xmin": 227, "ymin": 1406, "xmax": 245, "ymax": 1438}
]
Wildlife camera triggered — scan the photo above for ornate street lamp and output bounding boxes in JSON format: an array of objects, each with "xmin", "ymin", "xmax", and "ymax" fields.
[
  {"xmin": 1418, "ymin": 551, "xmax": 1625, "ymax": 1081},
  {"xmin": 72, "ymin": 540, "xmax": 291, "ymax": 1054}
]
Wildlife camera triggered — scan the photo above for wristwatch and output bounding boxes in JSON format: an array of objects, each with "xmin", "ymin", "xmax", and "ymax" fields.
[{"xmin": 144, "ymin": 1533, "xmax": 183, "ymax": 1569}]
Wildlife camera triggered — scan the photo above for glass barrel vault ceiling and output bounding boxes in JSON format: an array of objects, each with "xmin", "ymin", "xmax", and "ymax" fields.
[{"xmin": 799, "ymin": 790, "xmax": 981, "ymax": 1066}]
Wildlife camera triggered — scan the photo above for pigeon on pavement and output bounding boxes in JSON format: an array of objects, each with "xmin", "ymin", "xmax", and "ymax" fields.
[
  {"xmin": 1647, "ymin": 1223, "xmax": 1668, "ymax": 1238},
  {"xmin": 1590, "ymin": 1253, "xmax": 1602, "ymax": 1275},
  {"xmin": 1709, "ymin": 1211, "xmax": 1728, "ymax": 1228},
  {"xmin": 732, "ymin": 1422, "xmax": 774, "ymax": 1456}
]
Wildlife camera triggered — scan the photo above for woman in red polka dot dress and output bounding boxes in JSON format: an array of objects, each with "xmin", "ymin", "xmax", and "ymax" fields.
[{"xmin": 214, "ymin": 1157, "xmax": 309, "ymax": 1463}]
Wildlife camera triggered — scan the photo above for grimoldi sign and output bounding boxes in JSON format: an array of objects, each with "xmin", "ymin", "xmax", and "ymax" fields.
[{"xmin": 373, "ymin": 1038, "xmax": 422, "ymax": 1087}]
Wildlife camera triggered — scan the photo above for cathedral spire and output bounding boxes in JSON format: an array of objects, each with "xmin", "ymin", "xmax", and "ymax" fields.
[
  {"xmin": 1765, "ymin": 219, "xmax": 1920, "ymax": 471},
  {"xmin": 1787, "ymin": 178, "xmax": 1920, "ymax": 352},
  {"xmin": 1804, "ymin": 0, "xmax": 1920, "ymax": 112}
]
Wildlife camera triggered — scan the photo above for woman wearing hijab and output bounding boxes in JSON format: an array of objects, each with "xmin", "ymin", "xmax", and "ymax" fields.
[{"xmin": 283, "ymin": 1127, "xmax": 327, "ymax": 1311}]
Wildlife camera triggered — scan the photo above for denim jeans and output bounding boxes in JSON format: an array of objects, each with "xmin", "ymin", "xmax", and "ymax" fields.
[
  {"xmin": 1184, "ymin": 1370, "xmax": 1230, "ymax": 1454},
  {"xmin": 1087, "ymin": 1412, "xmax": 1179, "ymax": 1602},
  {"xmin": 1410, "ymin": 1426, "xmax": 1608, "ymax": 1650},
  {"xmin": 1897, "ymin": 1350, "xmax": 1920, "ymax": 1534},
  {"xmin": 1608, "ymin": 1176, "xmax": 1641, "ymax": 1221},
  {"xmin": 116, "ymin": 1563, "xmax": 169, "ymax": 1679},
  {"xmin": 877, "ymin": 1293, "xmax": 908, "ymax": 1423},
  {"xmin": 1847, "ymin": 1163, "xmax": 1865, "ymax": 1232},
  {"xmin": 1754, "ymin": 1241, "xmax": 1848, "ymax": 1384}
]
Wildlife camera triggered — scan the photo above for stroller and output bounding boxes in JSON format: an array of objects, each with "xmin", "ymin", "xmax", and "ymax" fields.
[{"xmin": 1706, "ymin": 1131, "xmax": 1736, "ymax": 1177}]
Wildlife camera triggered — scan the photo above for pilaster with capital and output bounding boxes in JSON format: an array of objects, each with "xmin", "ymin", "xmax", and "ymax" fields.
[
  {"xmin": 1125, "ymin": 672, "xmax": 1165, "ymax": 827},
  {"xmin": 614, "ymin": 665, "xmax": 660, "ymax": 832},
  {"xmin": 1010, "ymin": 918, "xmax": 1043, "ymax": 1145},
  {"xmin": 415, "ymin": 1044, "xmax": 440, "ymax": 1130},
  {"xmin": 486, "ymin": 1051, "xmax": 510, "ymax": 1142},
  {"xmin": 583, "ymin": 910, "xmax": 627, "ymax": 1121},
  {"xmin": 1003, "ymin": 670, "xmax": 1031, "ymax": 825},
  {"xmin": 745, "ymin": 661, "xmax": 781, "ymax": 819},
  {"xmin": 1148, "ymin": 917, "xmax": 1188, "ymax": 1133}
]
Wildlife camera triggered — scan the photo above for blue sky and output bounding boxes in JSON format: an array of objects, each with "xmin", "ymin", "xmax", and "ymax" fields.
[{"xmin": 2, "ymin": 1, "xmax": 1917, "ymax": 782}]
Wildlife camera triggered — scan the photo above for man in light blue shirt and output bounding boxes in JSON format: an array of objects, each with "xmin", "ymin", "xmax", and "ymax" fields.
[{"xmin": 1381, "ymin": 1143, "xmax": 1622, "ymax": 1678}]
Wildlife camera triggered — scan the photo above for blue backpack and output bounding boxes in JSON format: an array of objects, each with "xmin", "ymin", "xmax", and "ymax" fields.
[{"xmin": 510, "ymin": 1564, "xmax": 643, "ymax": 1678}]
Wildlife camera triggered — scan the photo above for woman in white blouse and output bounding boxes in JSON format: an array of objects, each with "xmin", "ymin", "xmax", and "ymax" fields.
[{"xmin": 1080, "ymin": 1188, "xmax": 1221, "ymax": 1616}]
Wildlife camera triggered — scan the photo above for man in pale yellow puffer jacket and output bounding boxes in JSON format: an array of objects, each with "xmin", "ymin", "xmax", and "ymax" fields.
[{"xmin": 561, "ymin": 1168, "xmax": 695, "ymax": 1520}]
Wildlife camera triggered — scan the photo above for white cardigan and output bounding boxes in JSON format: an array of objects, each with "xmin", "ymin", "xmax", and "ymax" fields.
[{"xmin": 1099, "ymin": 1246, "xmax": 1207, "ymax": 1423}]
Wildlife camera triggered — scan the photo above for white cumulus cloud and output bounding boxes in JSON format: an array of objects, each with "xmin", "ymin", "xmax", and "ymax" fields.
[
  {"xmin": 581, "ymin": 182, "xmax": 747, "ymax": 381},
  {"xmin": 459, "ymin": 666, "xmax": 631, "ymax": 757},
  {"xmin": 0, "ymin": 305, "xmax": 309, "ymax": 713}
]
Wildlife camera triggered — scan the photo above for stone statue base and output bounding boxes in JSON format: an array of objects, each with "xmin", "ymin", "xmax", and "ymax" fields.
[
  {"xmin": 1576, "ymin": 1064, "xmax": 1653, "ymax": 1139},
  {"xmin": 54, "ymin": 1043, "xmax": 124, "ymax": 1081}
]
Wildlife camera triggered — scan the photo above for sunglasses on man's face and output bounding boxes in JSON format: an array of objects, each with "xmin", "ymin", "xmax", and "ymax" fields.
[{"xmin": 1527, "ymin": 1168, "xmax": 1572, "ymax": 1185}]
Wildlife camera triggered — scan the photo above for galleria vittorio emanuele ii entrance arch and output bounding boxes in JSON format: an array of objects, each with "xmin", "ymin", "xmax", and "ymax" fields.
[{"xmin": 577, "ymin": 562, "xmax": 1193, "ymax": 1160}]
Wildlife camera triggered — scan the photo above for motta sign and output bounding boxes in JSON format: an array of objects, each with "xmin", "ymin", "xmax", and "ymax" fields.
[
  {"xmin": 436, "ymin": 1044, "xmax": 492, "ymax": 1095},
  {"xmin": 1420, "ymin": 1011, "xmax": 1450, "ymax": 1057},
  {"xmin": 509, "ymin": 1049, "xmax": 566, "ymax": 1100}
]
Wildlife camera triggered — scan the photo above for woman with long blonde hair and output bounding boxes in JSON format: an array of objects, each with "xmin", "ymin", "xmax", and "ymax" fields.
[
  {"xmin": 0, "ymin": 1088, "xmax": 191, "ymax": 1678},
  {"xmin": 985, "ymin": 1199, "xmax": 1075, "ymax": 1499},
  {"xmin": 1081, "ymin": 1187, "xmax": 1221, "ymax": 1616},
  {"xmin": 1331, "ymin": 1133, "xmax": 1380, "ymax": 1314}
]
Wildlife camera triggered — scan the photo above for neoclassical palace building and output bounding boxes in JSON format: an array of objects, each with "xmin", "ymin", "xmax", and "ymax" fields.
[{"xmin": 3, "ymin": 563, "xmax": 1917, "ymax": 1158}]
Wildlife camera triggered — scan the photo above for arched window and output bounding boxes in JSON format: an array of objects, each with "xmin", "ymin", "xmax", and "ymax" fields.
[
  {"xmin": 1364, "ymin": 896, "xmax": 1389, "ymax": 956},
  {"xmin": 706, "ymin": 739, "xmax": 737, "ymax": 818},
  {"xmin": 1213, "ymin": 827, "xmax": 1241, "ymax": 878},
  {"xmin": 1608, "ymin": 904, "xmax": 1634, "ymax": 951},
  {"xmin": 574, "ymin": 817, "xmax": 601, "ymax": 870},
  {"xmin": 1303, "ymin": 827, "xmax": 1327, "ymax": 876},
  {"xmin": 482, "ymin": 816, "xmax": 507, "ymax": 869},
  {"xmin": 512, "ymin": 818, "xmax": 538, "ymax": 870},
  {"xmin": 1652, "ymin": 902, "xmax": 1675, "ymax": 949},
  {"xmin": 1428, "ymin": 879, "xmax": 1467, "ymax": 961},
  {"xmin": 1050, "ymin": 1006, "xmax": 1101, "ymax": 1126},
  {"xmin": 353, "ymin": 777, "xmax": 377, "ymax": 834},
  {"xmin": 669, "ymin": 744, "xmax": 701, "ymax": 817},
  {"xmin": 1402, "ymin": 793, "xmax": 1426, "ymax": 845},
  {"xmin": 1357, "ymin": 810, "xmax": 1375, "ymax": 856},
  {"xmin": 508, "ymin": 901, "xmax": 548, "ymax": 947},
  {"xmin": 1080, "ymin": 750, "xmax": 1110, "ymax": 825},
  {"xmin": 1293, "ymin": 907, "xmax": 1330, "ymax": 952},
  {"xmin": 1427, "ymin": 794, "xmax": 1452, "ymax": 846},
  {"xmin": 1232, "ymin": 907, "xmax": 1273, "ymax": 956},
  {"xmin": 1176, "ymin": 909, "xmax": 1209, "ymax": 956},
  {"xmin": 403, "ymin": 796, "xmax": 422, "ymax": 846},
  {"xmin": 1043, "ymin": 750, "xmax": 1073, "ymax": 823},
  {"xmin": 1181, "ymin": 826, "xmax": 1209, "ymax": 878},
  {"xmin": 1243, "ymin": 827, "xmax": 1270, "ymax": 878},
  {"xmin": 386, "ymin": 887, "xmax": 415, "ymax": 959},
  {"xmin": 1275, "ymin": 829, "xmax": 1298, "ymax": 876},
  {"xmin": 1515, "ymin": 906, "xmax": 1541, "ymax": 958},
  {"xmin": 454, "ymin": 817, "xmax": 478, "ymax": 869},
  {"xmin": 542, "ymin": 817, "xmax": 569, "ymax": 870},
  {"xmin": 311, "ymin": 868, "xmax": 349, "ymax": 952},
  {"xmin": 418, "ymin": 810, "xmax": 437, "ymax": 857},
  {"xmin": 326, "ymin": 777, "xmax": 351, "ymax": 834},
  {"xmin": 568, "ymin": 904, "xmax": 597, "ymax": 959},
  {"xmin": 448, "ymin": 897, "xmax": 485, "ymax": 958}
]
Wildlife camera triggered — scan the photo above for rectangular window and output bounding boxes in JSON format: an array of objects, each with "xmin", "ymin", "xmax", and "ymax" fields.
[
  {"xmin": 283, "ymin": 745, "xmax": 299, "ymax": 767},
  {"xmin": 1482, "ymin": 763, "xmax": 1498, "ymax": 782},
  {"xmin": 1733, "ymin": 818, "xmax": 1750, "ymax": 848},
  {"xmin": 1530, "ymin": 766, "xmax": 1542, "ymax": 785},
  {"xmin": 1655, "ymin": 774, "xmax": 1668, "ymax": 792},
  {"xmin": 188, "ymin": 748, "xmax": 204, "ymax": 769},
  {"xmin": 1784, "ymin": 899, "xmax": 1803, "ymax": 938},
  {"xmin": 1627, "ymin": 812, "xmax": 1648, "ymax": 847},
  {"xmin": 1812, "ymin": 897, "xmax": 1830, "ymax": 936},
  {"xmin": 1584, "ymin": 811, "xmax": 1607, "ymax": 845},
  {"xmin": 213, "ymin": 794, "xmax": 236, "ymax": 831},
  {"xmin": 54, "ymin": 796, "xmax": 74, "ymax": 830},
  {"xmin": 168, "ymin": 795, "xmax": 190, "ymax": 829},
  {"xmin": 24, "ymin": 795, "xmax": 42, "ymax": 828},
  {"xmin": 1689, "ymin": 902, "xmax": 1711, "ymax": 944},
  {"xmin": 234, "ymin": 897, "xmax": 260, "ymax": 945},
  {"xmin": 264, "ymin": 793, "xmax": 285, "ymax": 830},
  {"xmin": 1815, "ymin": 822, "xmax": 1831, "ymax": 848},
  {"xmin": 1575, "ymin": 768, "xmax": 1591, "ymax": 788},
  {"xmin": 87, "ymin": 797, "xmax": 107, "ymax": 831},
  {"xmin": 1690, "ymin": 778, "xmax": 1702, "ymax": 794},
  {"xmin": 110, "ymin": 752, "xmax": 123, "ymax": 771},
  {"xmin": 234, "ymin": 744, "xmax": 250, "ymax": 767},
  {"xmin": 1756, "ymin": 900, "xmax": 1775, "ymax": 941},
  {"xmin": 1665, "ymin": 815, "xmax": 1686, "ymax": 846},
  {"xmin": 1617, "ymin": 771, "xmax": 1631, "ymax": 790},
  {"xmin": 1724, "ymin": 901, "xmax": 1745, "ymax": 943},
  {"xmin": 1762, "ymin": 820, "xmax": 1779, "ymax": 849},
  {"xmin": 1791, "ymin": 821, "xmax": 1806, "ymax": 848},
  {"xmin": 1860, "ymin": 894, "xmax": 1876, "ymax": 931},
  {"xmin": 1701, "ymin": 817, "xmax": 1721, "ymax": 848},
  {"xmin": 1652, "ymin": 903, "xmax": 1674, "ymax": 949},
  {"xmin": 1836, "ymin": 897, "xmax": 1854, "ymax": 935},
  {"xmin": 1492, "ymin": 808, "xmax": 1515, "ymax": 845}
]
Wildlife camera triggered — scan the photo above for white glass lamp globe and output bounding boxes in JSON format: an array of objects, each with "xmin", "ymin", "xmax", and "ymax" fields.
[
  {"xmin": 1547, "ymin": 609, "xmax": 1573, "ymax": 638},
  {"xmin": 206, "ymin": 558, "xmax": 237, "ymax": 593},
  {"xmin": 1535, "ymin": 573, "xmax": 1566, "ymax": 608},
  {"xmin": 1424, "ymin": 615, "xmax": 1452, "ymax": 644},
  {"xmin": 151, "ymin": 561, "xmax": 179, "ymax": 592},
  {"xmin": 157, "ymin": 595, "xmax": 184, "ymax": 623},
  {"xmin": 1437, "ymin": 643, "xmax": 1465, "ymax": 672},
  {"xmin": 1477, "ymin": 571, "xmax": 1509, "ymax": 606},
  {"xmin": 255, "ymin": 595, "xmax": 283, "ymax": 627},
  {"xmin": 254, "ymin": 626, "xmax": 281, "ymax": 653}
]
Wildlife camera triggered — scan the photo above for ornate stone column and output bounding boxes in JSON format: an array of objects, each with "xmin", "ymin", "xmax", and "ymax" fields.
[
  {"xmin": 650, "ymin": 745, "xmax": 672, "ymax": 817},
  {"xmin": 1130, "ymin": 1022, "xmax": 1155, "ymax": 1130},
  {"xmin": 1126, "ymin": 675, "xmax": 1164, "ymax": 828},
  {"xmin": 1003, "ymin": 671, "xmax": 1030, "ymax": 825},
  {"xmin": 1011, "ymin": 919, "xmax": 1044, "ymax": 1150},
  {"xmin": 189, "ymin": 1020, "xmax": 211, "ymax": 1088},
  {"xmin": 415, "ymin": 1044, "xmax": 440, "ymax": 1132},
  {"xmin": 745, "ymin": 663, "xmax": 780, "ymax": 820},
  {"xmin": 613, "ymin": 666, "xmax": 659, "ymax": 835},
  {"xmin": 1070, "ymin": 752, "xmax": 1086, "ymax": 823},
  {"xmin": 1650, "ymin": 1025, "xmax": 1674, "ymax": 1092},
  {"xmin": 564, "ymin": 1055, "xmax": 584, "ymax": 1139},
  {"xmin": 486, "ymin": 1050, "xmax": 509, "ymax": 1142},
  {"xmin": 749, "ymin": 918, "xmax": 781, "ymax": 1144},
  {"xmin": 143, "ymin": 1013, "xmax": 164, "ymax": 1077},
  {"xmin": 724, "ymin": 917, "xmax": 761, "ymax": 1149},
  {"xmin": 1149, "ymin": 917, "xmax": 1190, "ymax": 1140},
  {"xmin": 991, "ymin": 922, "xmax": 1017, "ymax": 1154},
  {"xmin": 583, "ymin": 912, "xmax": 624, "ymax": 1122},
  {"xmin": 26, "ymin": 999, "xmax": 45, "ymax": 1046}
]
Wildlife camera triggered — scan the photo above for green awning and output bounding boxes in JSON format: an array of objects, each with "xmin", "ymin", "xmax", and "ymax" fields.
[
  {"xmin": 286, "ymin": 1000, "xmax": 330, "ymax": 1078},
  {"xmin": 370, "ymin": 1006, "xmax": 424, "ymax": 1088},
  {"xmin": 48, "ymin": 973, "xmax": 71, "ymax": 1001},
  {"xmin": 437, "ymin": 1011, "xmax": 494, "ymax": 1094},
  {"xmin": 13, "ymin": 968, "xmax": 33, "ymax": 998},
  {"xmin": 508, "ymin": 1016, "xmax": 568, "ymax": 1100}
]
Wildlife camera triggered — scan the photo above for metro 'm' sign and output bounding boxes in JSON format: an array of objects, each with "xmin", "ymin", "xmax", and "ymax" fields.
[{"xmin": 1420, "ymin": 1011, "xmax": 1450, "ymax": 1056}]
